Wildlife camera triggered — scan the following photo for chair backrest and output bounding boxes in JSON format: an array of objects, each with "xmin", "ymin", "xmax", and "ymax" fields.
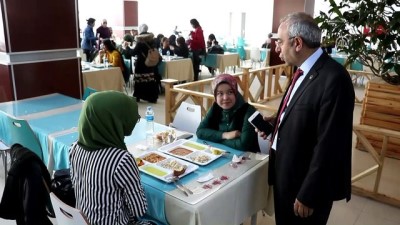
[
  {"xmin": 250, "ymin": 47, "xmax": 261, "ymax": 61},
  {"xmin": 83, "ymin": 87, "xmax": 97, "ymax": 101},
  {"xmin": 1, "ymin": 111, "xmax": 43, "ymax": 161},
  {"xmin": 171, "ymin": 102, "xmax": 201, "ymax": 134},
  {"xmin": 237, "ymin": 46, "xmax": 247, "ymax": 60},
  {"xmin": 50, "ymin": 192, "xmax": 90, "ymax": 225}
]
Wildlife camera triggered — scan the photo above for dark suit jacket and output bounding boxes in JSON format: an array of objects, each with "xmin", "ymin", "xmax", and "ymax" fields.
[{"xmin": 269, "ymin": 52, "xmax": 355, "ymax": 208}]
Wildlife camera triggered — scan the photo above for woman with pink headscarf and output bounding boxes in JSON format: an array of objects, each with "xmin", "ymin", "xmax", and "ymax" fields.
[{"xmin": 196, "ymin": 74, "xmax": 260, "ymax": 152}]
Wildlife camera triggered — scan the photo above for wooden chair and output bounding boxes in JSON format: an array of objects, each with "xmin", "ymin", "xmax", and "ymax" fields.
[{"xmin": 50, "ymin": 192, "xmax": 90, "ymax": 225}]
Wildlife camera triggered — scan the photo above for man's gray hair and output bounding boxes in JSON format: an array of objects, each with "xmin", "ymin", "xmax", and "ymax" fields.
[
  {"xmin": 281, "ymin": 12, "xmax": 321, "ymax": 48},
  {"xmin": 139, "ymin": 24, "xmax": 148, "ymax": 34}
]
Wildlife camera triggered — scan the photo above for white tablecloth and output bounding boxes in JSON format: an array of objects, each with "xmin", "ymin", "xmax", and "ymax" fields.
[{"xmin": 82, "ymin": 67, "xmax": 124, "ymax": 92}]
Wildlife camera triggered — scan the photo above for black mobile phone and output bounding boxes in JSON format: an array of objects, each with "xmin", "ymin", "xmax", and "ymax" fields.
[
  {"xmin": 177, "ymin": 133, "xmax": 193, "ymax": 140},
  {"xmin": 248, "ymin": 111, "xmax": 274, "ymax": 135}
]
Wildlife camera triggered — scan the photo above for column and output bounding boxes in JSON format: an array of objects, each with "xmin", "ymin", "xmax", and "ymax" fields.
[{"xmin": 0, "ymin": 0, "xmax": 81, "ymax": 102}]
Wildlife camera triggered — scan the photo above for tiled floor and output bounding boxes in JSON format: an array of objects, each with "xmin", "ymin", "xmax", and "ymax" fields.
[{"xmin": 1, "ymin": 66, "xmax": 400, "ymax": 225}]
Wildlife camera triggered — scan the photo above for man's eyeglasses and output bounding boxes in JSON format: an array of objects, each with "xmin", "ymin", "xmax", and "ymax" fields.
[{"xmin": 275, "ymin": 37, "xmax": 295, "ymax": 47}]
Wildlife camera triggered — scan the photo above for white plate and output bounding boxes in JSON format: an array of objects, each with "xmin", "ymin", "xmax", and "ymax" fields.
[
  {"xmin": 137, "ymin": 151, "xmax": 198, "ymax": 183},
  {"xmin": 158, "ymin": 139, "xmax": 223, "ymax": 166}
]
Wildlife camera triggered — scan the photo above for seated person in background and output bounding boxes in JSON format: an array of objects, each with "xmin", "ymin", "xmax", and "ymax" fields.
[
  {"xmin": 206, "ymin": 40, "xmax": 224, "ymax": 75},
  {"xmin": 206, "ymin": 33, "xmax": 216, "ymax": 49},
  {"xmin": 117, "ymin": 33, "xmax": 135, "ymax": 59},
  {"xmin": 70, "ymin": 91, "xmax": 153, "ymax": 225},
  {"xmin": 154, "ymin": 33, "xmax": 164, "ymax": 49},
  {"xmin": 261, "ymin": 33, "xmax": 273, "ymax": 49},
  {"xmin": 196, "ymin": 74, "xmax": 260, "ymax": 152},
  {"xmin": 173, "ymin": 36, "xmax": 189, "ymax": 58},
  {"xmin": 99, "ymin": 39, "xmax": 125, "ymax": 74},
  {"xmin": 168, "ymin": 35, "xmax": 177, "ymax": 49},
  {"xmin": 161, "ymin": 37, "xmax": 174, "ymax": 56}
]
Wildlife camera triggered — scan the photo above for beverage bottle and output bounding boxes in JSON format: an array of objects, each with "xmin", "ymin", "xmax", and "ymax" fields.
[
  {"xmin": 103, "ymin": 55, "xmax": 109, "ymax": 68},
  {"xmin": 145, "ymin": 106, "xmax": 155, "ymax": 148}
]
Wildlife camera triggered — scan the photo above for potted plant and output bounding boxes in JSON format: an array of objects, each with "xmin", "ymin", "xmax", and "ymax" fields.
[{"xmin": 315, "ymin": 0, "xmax": 400, "ymax": 85}]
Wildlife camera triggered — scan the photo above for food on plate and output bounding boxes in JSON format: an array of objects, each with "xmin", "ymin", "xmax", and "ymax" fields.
[
  {"xmin": 189, "ymin": 154, "xmax": 211, "ymax": 163},
  {"xmin": 155, "ymin": 131, "xmax": 168, "ymax": 141},
  {"xmin": 220, "ymin": 175, "xmax": 229, "ymax": 180},
  {"xmin": 141, "ymin": 165, "xmax": 168, "ymax": 177},
  {"xmin": 135, "ymin": 158, "xmax": 145, "ymax": 167},
  {"xmin": 211, "ymin": 148, "xmax": 223, "ymax": 155},
  {"xmin": 173, "ymin": 166, "xmax": 187, "ymax": 177},
  {"xmin": 169, "ymin": 147, "xmax": 193, "ymax": 156},
  {"xmin": 182, "ymin": 141, "xmax": 206, "ymax": 150},
  {"xmin": 159, "ymin": 159, "xmax": 186, "ymax": 171},
  {"xmin": 142, "ymin": 153, "xmax": 166, "ymax": 163}
]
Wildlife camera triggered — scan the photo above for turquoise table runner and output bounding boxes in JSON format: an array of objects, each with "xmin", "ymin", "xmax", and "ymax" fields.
[
  {"xmin": 28, "ymin": 109, "xmax": 81, "ymax": 166},
  {"xmin": 0, "ymin": 93, "xmax": 82, "ymax": 117},
  {"xmin": 201, "ymin": 54, "xmax": 218, "ymax": 68},
  {"xmin": 0, "ymin": 94, "xmax": 82, "ymax": 145}
]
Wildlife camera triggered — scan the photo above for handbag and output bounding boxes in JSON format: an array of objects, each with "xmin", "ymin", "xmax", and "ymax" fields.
[{"xmin": 142, "ymin": 42, "xmax": 160, "ymax": 67}]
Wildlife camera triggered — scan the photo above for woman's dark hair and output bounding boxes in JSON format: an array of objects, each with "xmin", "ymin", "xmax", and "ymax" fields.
[
  {"xmin": 190, "ymin": 19, "xmax": 200, "ymax": 28},
  {"xmin": 169, "ymin": 35, "xmax": 177, "ymax": 46},
  {"xmin": 208, "ymin": 33, "xmax": 216, "ymax": 41},
  {"xmin": 176, "ymin": 36, "xmax": 186, "ymax": 46},
  {"xmin": 87, "ymin": 18, "xmax": 95, "ymax": 25},
  {"xmin": 103, "ymin": 39, "xmax": 117, "ymax": 52}
]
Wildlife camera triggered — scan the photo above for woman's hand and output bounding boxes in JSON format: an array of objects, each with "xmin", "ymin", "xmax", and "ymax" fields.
[{"xmin": 222, "ymin": 130, "xmax": 241, "ymax": 140}]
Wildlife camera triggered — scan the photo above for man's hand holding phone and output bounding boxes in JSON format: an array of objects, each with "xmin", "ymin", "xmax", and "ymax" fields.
[{"xmin": 248, "ymin": 111, "xmax": 275, "ymax": 140}]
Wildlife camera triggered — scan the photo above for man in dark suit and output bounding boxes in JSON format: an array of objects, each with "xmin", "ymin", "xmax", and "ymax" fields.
[{"xmin": 259, "ymin": 12, "xmax": 355, "ymax": 225}]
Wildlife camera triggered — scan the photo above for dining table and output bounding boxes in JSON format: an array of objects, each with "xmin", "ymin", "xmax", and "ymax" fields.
[
  {"xmin": 81, "ymin": 63, "xmax": 125, "ymax": 92},
  {"xmin": 201, "ymin": 52, "xmax": 240, "ymax": 74},
  {"xmin": 158, "ymin": 57, "xmax": 194, "ymax": 82},
  {"xmin": 0, "ymin": 93, "xmax": 272, "ymax": 225}
]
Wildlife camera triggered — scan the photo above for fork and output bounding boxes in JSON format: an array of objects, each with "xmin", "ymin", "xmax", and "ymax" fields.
[{"xmin": 174, "ymin": 176, "xmax": 193, "ymax": 195}]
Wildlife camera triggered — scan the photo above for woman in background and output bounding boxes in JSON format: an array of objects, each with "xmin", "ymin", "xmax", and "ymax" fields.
[
  {"xmin": 173, "ymin": 36, "xmax": 189, "ymax": 58},
  {"xmin": 188, "ymin": 18, "xmax": 206, "ymax": 81},
  {"xmin": 129, "ymin": 24, "xmax": 161, "ymax": 103},
  {"xmin": 81, "ymin": 18, "xmax": 98, "ymax": 62},
  {"xmin": 70, "ymin": 91, "xmax": 154, "ymax": 225},
  {"xmin": 196, "ymin": 74, "xmax": 260, "ymax": 152}
]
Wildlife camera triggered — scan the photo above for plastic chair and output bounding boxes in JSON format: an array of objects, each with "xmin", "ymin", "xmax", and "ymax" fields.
[
  {"xmin": 170, "ymin": 102, "xmax": 201, "ymax": 134},
  {"xmin": 82, "ymin": 87, "xmax": 97, "ymax": 101},
  {"xmin": 50, "ymin": 192, "xmax": 90, "ymax": 225},
  {"xmin": 237, "ymin": 46, "xmax": 247, "ymax": 66},
  {"xmin": 0, "ymin": 111, "xmax": 43, "ymax": 161},
  {"xmin": 250, "ymin": 47, "xmax": 261, "ymax": 68}
]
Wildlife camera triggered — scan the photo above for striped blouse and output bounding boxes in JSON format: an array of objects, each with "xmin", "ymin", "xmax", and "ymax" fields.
[{"xmin": 70, "ymin": 143, "xmax": 147, "ymax": 225}]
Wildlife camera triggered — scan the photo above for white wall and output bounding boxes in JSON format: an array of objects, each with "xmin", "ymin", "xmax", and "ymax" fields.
[{"xmin": 78, "ymin": 0, "xmax": 274, "ymax": 47}]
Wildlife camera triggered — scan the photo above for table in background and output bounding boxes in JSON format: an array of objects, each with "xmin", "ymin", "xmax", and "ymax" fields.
[
  {"xmin": 0, "ymin": 94, "xmax": 83, "ymax": 169},
  {"xmin": 82, "ymin": 66, "xmax": 124, "ymax": 92},
  {"xmin": 201, "ymin": 53, "xmax": 240, "ymax": 73},
  {"xmin": 158, "ymin": 57, "xmax": 194, "ymax": 82}
]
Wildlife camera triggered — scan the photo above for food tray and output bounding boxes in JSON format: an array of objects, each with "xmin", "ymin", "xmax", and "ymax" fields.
[
  {"xmin": 136, "ymin": 151, "xmax": 198, "ymax": 183},
  {"xmin": 158, "ymin": 139, "xmax": 225, "ymax": 166}
]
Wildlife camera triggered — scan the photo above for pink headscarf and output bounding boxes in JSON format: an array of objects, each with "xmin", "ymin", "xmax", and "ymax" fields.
[{"xmin": 211, "ymin": 74, "xmax": 238, "ymax": 97}]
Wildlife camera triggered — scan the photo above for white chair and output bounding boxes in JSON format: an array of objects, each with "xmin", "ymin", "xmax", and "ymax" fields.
[
  {"xmin": 50, "ymin": 192, "xmax": 90, "ymax": 225},
  {"xmin": 250, "ymin": 47, "xmax": 261, "ymax": 68},
  {"xmin": 170, "ymin": 102, "xmax": 201, "ymax": 134}
]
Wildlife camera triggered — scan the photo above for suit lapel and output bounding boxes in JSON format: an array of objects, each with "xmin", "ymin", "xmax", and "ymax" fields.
[{"xmin": 279, "ymin": 53, "xmax": 330, "ymax": 127}]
